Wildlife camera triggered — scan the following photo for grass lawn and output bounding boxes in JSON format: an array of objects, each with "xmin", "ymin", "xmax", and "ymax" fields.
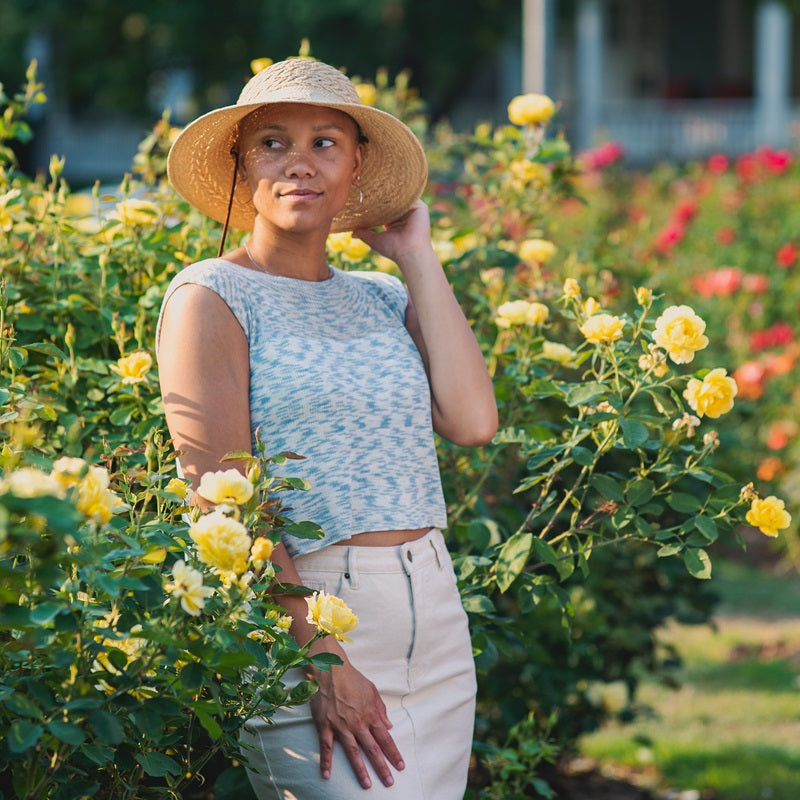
[{"xmin": 578, "ymin": 557, "xmax": 800, "ymax": 800}]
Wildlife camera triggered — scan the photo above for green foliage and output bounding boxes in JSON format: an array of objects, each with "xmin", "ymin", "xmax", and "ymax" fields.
[{"xmin": 1, "ymin": 60, "xmax": 791, "ymax": 798}]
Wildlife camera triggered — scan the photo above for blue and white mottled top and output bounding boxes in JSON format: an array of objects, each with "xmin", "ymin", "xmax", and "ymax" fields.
[{"xmin": 156, "ymin": 258, "xmax": 447, "ymax": 556}]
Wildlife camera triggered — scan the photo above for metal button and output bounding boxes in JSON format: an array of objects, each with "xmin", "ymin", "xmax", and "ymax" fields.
[{"xmin": 344, "ymin": 572, "xmax": 350, "ymax": 579}]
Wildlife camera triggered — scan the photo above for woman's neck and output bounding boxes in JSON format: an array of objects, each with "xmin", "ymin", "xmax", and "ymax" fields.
[{"xmin": 243, "ymin": 223, "xmax": 331, "ymax": 281}]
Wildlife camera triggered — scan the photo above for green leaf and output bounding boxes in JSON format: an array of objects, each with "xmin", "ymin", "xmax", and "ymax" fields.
[
  {"xmin": 531, "ymin": 536, "xmax": 560, "ymax": 568},
  {"xmin": 7, "ymin": 720, "xmax": 43, "ymax": 753},
  {"xmin": 667, "ymin": 492, "xmax": 702, "ymax": 513},
  {"xmin": 283, "ymin": 520, "xmax": 324, "ymax": 539},
  {"xmin": 179, "ymin": 661, "xmax": 206, "ymax": 690},
  {"xmin": 693, "ymin": 515, "xmax": 719, "ymax": 542},
  {"xmin": 684, "ymin": 548, "xmax": 712, "ymax": 579},
  {"xmin": 657, "ymin": 543, "xmax": 682, "ymax": 557},
  {"xmin": 135, "ymin": 751, "xmax": 182, "ymax": 777},
  {"xmin": 88, "ymin": 709, "xmax": 124, "ymax": 744},
  {"xmin": 47, "ymin": 719, "xmax": 86, "ymax": 746},
  {"xmin": 24, "ymin": 342, "xmax": 69, "ymax": 362},
  {"xmin": 571, "ymin": 446, "xmax": 594, "ymax": 466},
  {"xmin": 461, "ymin": 594, "xmax": 495, "ymax": 614},
  {"xmin": 195, "ymin": 708, "xmax": 223, "ymax": 740},
  {"xmin": 523, "ymin": 378, "xmax": 563, "ymax": 399},
  {"xmin": 81, "ymin": 742, "xmax": 114, "ymax": 766},
  {"xmin": 620, "ymin": 417, "xmax": 649, "ymax": 447},
  {"xmin": 589, "ymin": 474, "xmax": 624, "ymax": 502},
  {"xmin": 626, "ymin": 478, "xmax": 655, "ymax": 507},
  {"xmin": 495, "ymin": 532, "xmax": 532, "ymax": 592},
  {"xmin": 565, "ymin": 381, "xmax": 608, "ymax": 407},
  {"xmin": 109, "ymin": 405, "xmax": 135, "ymax": 425},
  {"xmin": 30, "ymin": 602, "xmax": 62, "ymax": 625}
]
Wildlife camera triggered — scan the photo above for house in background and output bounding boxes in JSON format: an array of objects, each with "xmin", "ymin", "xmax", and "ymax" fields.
[
  {"xmin": 22, "ymin": 0, "xmax": 800, "ymax": 183},
  {"xmin": 516, "ymin": 0, "xmax": 800, "ymax": 163}
]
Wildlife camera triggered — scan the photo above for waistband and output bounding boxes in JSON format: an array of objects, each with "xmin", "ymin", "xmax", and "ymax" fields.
[{"xmin": 293, "ymin": 528, "xmax": 449, "ymax": 579}]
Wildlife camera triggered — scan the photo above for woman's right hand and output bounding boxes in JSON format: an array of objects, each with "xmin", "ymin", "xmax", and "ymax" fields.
[{"xmin": 309, "ymin": 657, "xmax": 405, "ymax": 789}]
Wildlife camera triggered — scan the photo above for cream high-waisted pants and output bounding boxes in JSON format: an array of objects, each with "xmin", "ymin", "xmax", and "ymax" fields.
[{"xmin": 240, "ymin": 529, "xmax": 477, "ymax": 799}]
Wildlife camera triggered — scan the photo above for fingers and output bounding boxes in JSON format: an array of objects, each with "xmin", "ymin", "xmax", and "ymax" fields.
[
  {"xmin": 315, "ymin": 713, "xmax": 404, "ymax": 789},
  {"xmin": 339, "ymin": 724, "xmax": 403, "ymax": 789},
  {"xmin": 318, "ymin": 725, "xmax": 334, "ymax": 780}
]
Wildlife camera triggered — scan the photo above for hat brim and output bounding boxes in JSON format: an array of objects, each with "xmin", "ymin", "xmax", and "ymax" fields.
[{"xmin": 167, "ymin": 100, "xmax": 428, "ymax": 234}]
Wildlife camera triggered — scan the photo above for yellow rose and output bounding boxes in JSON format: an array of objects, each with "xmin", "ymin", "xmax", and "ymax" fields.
[
  {"xmin": 112, "ymin": 198, "xmax": 160, "ymax": 226},
  {"xmin": 250, "ymin": 57, "xmax": 273, "ymax": 75},
  {"xmin": 507, "ymin": 93, "xmax": 556, "ymax": 126},
  {"xmin": 0, "ymin": 188, "xmax": 21, "ymax": 232},
  {"xmin": 110, "ymin": 351, "xmax": 153, "ymax": 385},
  {"xmin": 541, "ymin": 341, "xmax": 575, "ymax": 366},
  {"xmin": 636, "ymin": 287, "xmax": 653, "ymax": 306},
  {"xmin": 745, "ymin": 496, "xmax": 792, "ymax": 537},
  {"xmin": 354, "ymin": 82, "xmax": 378, "ymax": 107},
  {"xmin": 0, "ymin": 467, "xmax": 63, "ymax": 498},
  {"xmin": 327, "ymin": 231, "xmax": 371, "ymax": 261},
  {"xmin": 583, "ymin": 297, "xmax": 602, "ymax": 316},
  {"xmin": 683, "ymin": 368, "xmax": 737, "ymax": 418},
  {"xmin": 496, "ymin": 300, "xmax": 532, "ymax": 329},
  {"xmin": 165, "ymin": 560, "xmax": 214, "ymax": 616},
  {"xmin": 509, "ymin": 159, "xmax": 551, "ymax": 187},
  {"xmin": 653, "ymin": 305, "xmax": 709, "ymax": 364},
  {"xmin": 52, "ymin": 457, "xmax": 88, "ymax": 490},
  {"xmin": 585, "ymin": 680, "xmax": 628, "ymax": 714},
  {"xmin": 190, "ymin": 510, "xmax": 251, "ymax": 575},
  {"xmin": 526, "ymin": 302, "xmax": 549, "ymax": 325},
  {"xmin": 305, "ymin": 590, "xmax": 358, "ymax": 642},
  {"xmin": 76, "ymin": 466, "xmax": 124, "ymax": 524},
  {"xmin": 165, "ymin": 477, "xmax": 190, "ymax": 500},
  {"xmin": 518, "ymin": 238, "xmax": 557, "ymax": 264},
  {"xmin": 251, "ymin": 535, "xmax": 275, "ymax": 567},
  {"xmin": 579, "ymin": 313, "xmax": 625, "ymax": 344},
  {"xmin": 197, "ymin": 468, "xmax": 254, "ymax": 506},
  {"xmin": 96, "ymin": 633, "xmax": 147, "ymax": 675},
  {"xmin": 563, "ymin": 278, "xmax": 581, "ymax": 298}
]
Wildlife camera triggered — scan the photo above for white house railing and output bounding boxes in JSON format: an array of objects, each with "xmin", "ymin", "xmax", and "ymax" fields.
[{"xmin": 572, "ymin": 99, "xmax": 800, "ymax": 164}]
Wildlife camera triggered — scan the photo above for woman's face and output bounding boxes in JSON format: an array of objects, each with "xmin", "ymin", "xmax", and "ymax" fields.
[{"xmin": 238, "ymin": 103, "xmax": 363, "ymax": 235}]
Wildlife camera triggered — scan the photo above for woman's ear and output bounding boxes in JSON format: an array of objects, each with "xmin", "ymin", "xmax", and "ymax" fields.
[{"xmin": 353, "ymin": 143, "xmax": 364, "ymax": 179}]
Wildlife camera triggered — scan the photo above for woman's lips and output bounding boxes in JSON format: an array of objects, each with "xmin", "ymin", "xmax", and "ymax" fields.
[{"xmin": 281, "ymin": 189, "xmax": 321, "ymax": 199}]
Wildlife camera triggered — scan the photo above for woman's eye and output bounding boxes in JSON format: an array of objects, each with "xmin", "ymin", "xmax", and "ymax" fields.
[
  {"xmin": 262, "ymin": 138, "xmax": 283, "ymax": 149},
  {"xmin": 315, "ymin": 137, "xmax": 335, "ymax": 148}
]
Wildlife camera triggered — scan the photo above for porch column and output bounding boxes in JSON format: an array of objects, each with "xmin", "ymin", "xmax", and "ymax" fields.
[
  {"xmin": 522, "ymin": 0, "xmax": 556, "ymax": 96},
  {"xmin": 575, "ymin": 0, "xmax": 604, "ymax": 150},
  {"xmin": 754, "ymin": 0, "xmax": 791, "ymax": 147}
]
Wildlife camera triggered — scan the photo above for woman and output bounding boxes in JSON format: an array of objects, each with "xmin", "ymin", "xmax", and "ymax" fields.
[{"xmin": 157, "ymin": 57, "xmax": 497, "ymax": 798}]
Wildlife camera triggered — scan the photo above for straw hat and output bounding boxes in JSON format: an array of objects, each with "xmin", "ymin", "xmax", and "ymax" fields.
[{"xmin": 167, "ymin": 58, "xmax": 428, "ymax": 233}]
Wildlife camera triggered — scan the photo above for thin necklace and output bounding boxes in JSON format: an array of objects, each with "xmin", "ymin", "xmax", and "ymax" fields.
[
  {"xmin": 243, "ymin": 242, "xmax": 273, "ymax": 274},
  {"xmin": 245, "ymin": 241, "xmax": 331, "ymax": 281}
]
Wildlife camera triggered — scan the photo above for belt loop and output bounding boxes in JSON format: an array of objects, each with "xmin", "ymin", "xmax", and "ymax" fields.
[
  {"xmin": 429, "ymin": 528, "xmax": 445, "ymax": 569},
  {"xmin": 346, "ymin": 547, "xmax": 360, "ymax": 589}
]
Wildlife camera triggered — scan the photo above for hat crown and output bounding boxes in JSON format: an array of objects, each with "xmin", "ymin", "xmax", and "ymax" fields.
[{"xmin": 237, "ymin": 59, "xmax": 361, "ymax": 107}]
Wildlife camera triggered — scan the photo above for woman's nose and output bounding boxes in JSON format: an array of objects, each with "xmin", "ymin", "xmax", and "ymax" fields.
[{"xmin": 284, "ymin": 148, "xmax": 315, "ymax": 178}]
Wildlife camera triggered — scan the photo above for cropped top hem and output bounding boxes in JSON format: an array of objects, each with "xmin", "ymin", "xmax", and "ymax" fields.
[{"xmin": 156, "ymin": 258, "xmax": 448, "ymax": 557}]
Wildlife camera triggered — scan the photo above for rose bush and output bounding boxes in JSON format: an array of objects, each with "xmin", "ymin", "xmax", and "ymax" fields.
[{"xmin": 2, "ymin": 59, "xmax": 794, "ymax": 798}]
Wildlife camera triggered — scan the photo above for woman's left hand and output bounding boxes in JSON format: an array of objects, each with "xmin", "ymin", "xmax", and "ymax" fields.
[{"xmin": 352, "ymin": 199, "xmax": 434, "ymax": 266}]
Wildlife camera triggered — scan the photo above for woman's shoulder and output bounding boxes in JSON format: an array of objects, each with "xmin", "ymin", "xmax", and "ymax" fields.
[
  {"xmin": 345, "ymin": 268, "xmax": 406, "ymax": 298},
  {"xmin": 167, "ymin": 257, "xmax": 243, "ymax": 288}
]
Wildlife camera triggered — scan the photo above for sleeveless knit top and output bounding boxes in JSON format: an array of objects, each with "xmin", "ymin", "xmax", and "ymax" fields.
[{"xmin": 156, "ymin": 258, "xmax": 447, "ymax": 556}]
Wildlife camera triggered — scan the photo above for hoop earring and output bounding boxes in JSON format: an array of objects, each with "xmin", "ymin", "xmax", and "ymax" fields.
[{"xmin": 355, "ymin": 175, "xmax": 363, "ymax": 206}]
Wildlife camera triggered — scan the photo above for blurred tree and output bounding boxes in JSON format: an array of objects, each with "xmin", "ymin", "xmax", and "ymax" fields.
[{"xmin": 0, "ymin": 0, "xmax": 520, "ymax": 123}]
